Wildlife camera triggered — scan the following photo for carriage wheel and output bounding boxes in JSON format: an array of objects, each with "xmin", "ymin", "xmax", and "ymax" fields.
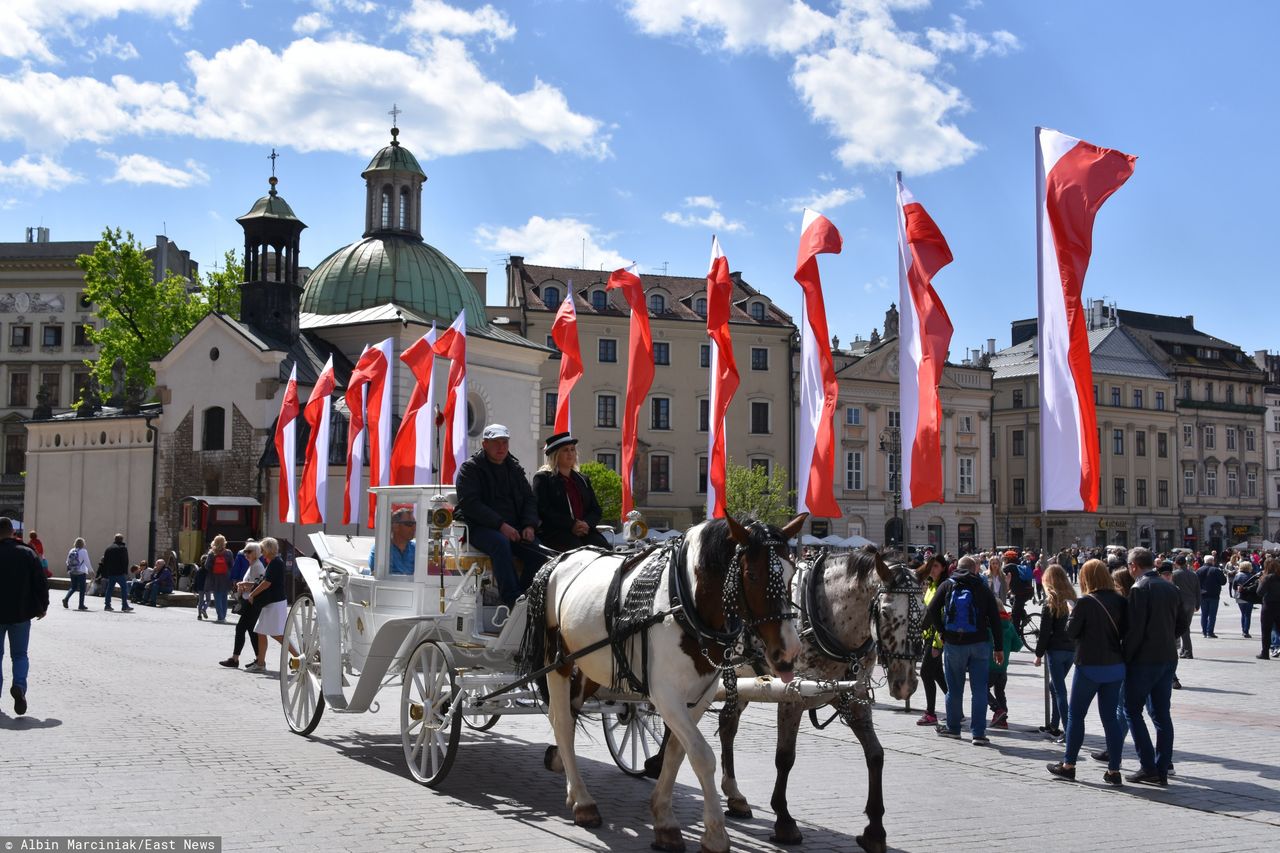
[
  {"xmin": 1019, "ymin": 611, "xmax": 1042, "ymax": 647},
  {"xmin": 280, "ymin": 594, "xmax": 325, "ymax": 736},
  {"xmin": 602, "ymin": 702, "xmax": 666, "ymax": 777},
  {"xmin": 463, "ymin": 713, "xmax": 500, "ymax": 732},
  {"xmin": 401, "ymin": 640, "xmax": 462, "ymax": 787}
]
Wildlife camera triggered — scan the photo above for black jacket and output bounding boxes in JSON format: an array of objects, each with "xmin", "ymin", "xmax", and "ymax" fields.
[
  {"xmin": 1034, "ymin": 602, "xmax": 1075, "ymax": 656},
  {"xmin": 0, "ymin": 538, "xmax": 48, "ymax": 623},
  {"xmin": 532, "ymin": 469, "xmax": 602, "ymax": 537},
  {"xmin": 1170, "ymin": 567, "xmax": 1200, "ymax": 615},
  {"xmin": 101, "ymin": 540, "xmax": 130, "ymax": 576},
  {"xmin": 455, "ymin": 450, "xmax": 538, "ymax": 532},
  {"xmin": 921, "ymin": 569, "xmax": 1001, "ymax": 646},
  {"xmin": 1259, "ymin": 574, "xmax": 1280, "ymax": 609},
  {"xmin": 1124, "ymin": 571, "xmax": 1184, "ymax": 664},
  {"xmin": 1067, "ymin": 589, "xmax": 1127, "ymax": 667}
]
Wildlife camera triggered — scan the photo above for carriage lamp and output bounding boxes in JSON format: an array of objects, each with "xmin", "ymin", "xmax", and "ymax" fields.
[
  {"xmin": 622, "ymin": 510, "xmax": 648, "ymax": 542},
  {"xmin": 428, "ymin": 493, "xmax": 454, "ymax": 531}
]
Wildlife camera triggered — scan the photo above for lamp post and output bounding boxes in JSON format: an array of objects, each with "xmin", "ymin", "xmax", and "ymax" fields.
[{"xmin": 879, "ymin": 426, "xmax": 903, "ymax": 557}]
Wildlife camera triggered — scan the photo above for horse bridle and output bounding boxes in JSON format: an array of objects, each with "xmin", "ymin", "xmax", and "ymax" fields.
[
  {"xmin": 729, "ymin": 524, "xmax": 798, "ymax": 633},
  {"xmin": 874, "ymin": 563, "xmax": 925, "ymax": 664}
]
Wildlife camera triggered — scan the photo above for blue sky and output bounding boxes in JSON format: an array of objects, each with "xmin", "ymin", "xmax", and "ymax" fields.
[{"xmin": 2, "ymin": 1, "xmax": 1277, "ymax": 355}]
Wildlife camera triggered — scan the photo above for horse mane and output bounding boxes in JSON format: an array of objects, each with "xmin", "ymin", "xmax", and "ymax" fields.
[
  {"xmin": 840, "ymin": 544, "xmax": 882, "ymax": 581},
  {"xmin": 698, "ymin": 517, "xmax": 790, "ymax": 577}
]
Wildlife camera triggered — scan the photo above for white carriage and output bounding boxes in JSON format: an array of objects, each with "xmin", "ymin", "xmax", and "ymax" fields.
[{"xmin": 280, "ymin": 484, "xmax": 666, "ymax": 786}]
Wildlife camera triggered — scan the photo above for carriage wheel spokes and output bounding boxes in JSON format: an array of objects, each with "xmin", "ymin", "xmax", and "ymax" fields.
[
  {"xmin": 603, "ymin": 702, "xmax": 666, "ymax": 778},
  {"xmin": 401, "ymin": 640, "xmax": 461, "ymax": 787},
  {"xmin": 280, "ymin": 594, "xmax": 325, "ymax": 736}
]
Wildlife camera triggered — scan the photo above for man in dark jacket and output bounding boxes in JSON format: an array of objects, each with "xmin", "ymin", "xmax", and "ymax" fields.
[
  {"xmin": 100, "ymin": 533, "xmax": 133, "ymax": 612},
  {"xmin": 1123, "ymin": 547, "xmax": 1185, "ymax": 786},
  {"xmin": 455, "ymin": 424, "xmax": 547, "ymax": 607},
  {"xmin": 1170, "ymin": 555, "xmax": 1199, "ymax": 658},
  {"xmin": 1195, "ymin": 555, "xmax": 1227, "ymax": 638},
  {"xmin": 0, "ymin": 516, "xmax": 48, "ymax": 715},
  {"xmin": 922, "ymin": 555, "xmax": 1004, "ymax": 744}
]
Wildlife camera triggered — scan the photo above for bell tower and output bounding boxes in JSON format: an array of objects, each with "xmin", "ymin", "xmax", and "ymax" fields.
[
  {"xmin": 361, "ymin": 108, "xmax": 428, "ymax": 241},
  {"xmin": 236, "ymin": 157, "xmax": 307, "ymax": 343}
]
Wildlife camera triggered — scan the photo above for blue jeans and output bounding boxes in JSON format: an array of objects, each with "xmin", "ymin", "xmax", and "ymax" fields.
[
  {"xmin": 1045, "ymin": 649, "xmax": 1074, "ymax": 729},
  {"xmin": 1238, "ymin": 601, "xmax": 1253, "ymax": 635},
  {"xmin": 214, "ymin": 590, "xmax": 229, "ymax": 621},
  {"xmin": 63, "ymin": 574, "xmax": 88, "ymax": 608},
  {"xmin": 104, "ymin": 575, "xmax": 130, "ymax": 608},
  {"xmin": 1125, "ymin": 662, "xmax": 1176, "ymax": 773},
  {"xmin": 1, "ymin": 620, "xmax": 32, "ymax": 692},
  {"xmin": 942, "ymin": 640, "xmax": 991, "ymax": 737},
  {"xmin": 466, "ymin": 525, "xmax": 548, "ymax": 607},
  {"xmin": 1200, "ymin": 595, "xmax": 1220, "ymax": 635},
  {"xmin": 1062, "ymin": 667, "xmax": 1125, "ymax": 769}
]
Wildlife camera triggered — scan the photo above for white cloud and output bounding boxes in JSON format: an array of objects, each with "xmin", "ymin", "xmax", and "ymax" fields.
[
  {"xmin": 0, "ymin": 154, "xmax": 83, "ymax": 189},
  {"xmin": 100, "ymin": 151, "xmax": 209, "ymax": 187},
  {"xmin": 0, "ymin": 0, "xmax": 198, "ymax": 62},
  {"xmin": 863, "ymin": 275, "xmax": 891, "ymax": 293},
  {"xmin": 292, "ymin": 13, "xmax": 331, "ymax": 35},
  {"xmin": 925, "ymin": 15, "xmax": 1020, "ymax": 58},
  {"xmin": 787, "ymin": 185, "xmax": 865, "ymax": 212},
  {"xmin": 661, "ymin": 195, "xmax": 744, "ymax": 232},
  {"xmin": 626, "ymin": 0, "xmax": 835, "ymax": 54},
  {"xmin": 475, "ymin": 216, "xmax": 633, "ymax": 272},
  {"xmin": 87, "ymin": 33, "xmax": 140, "ymax": 61},
  {"xmin": 402, "ymin": 0, "xmax": 516, "ymax": 42}
]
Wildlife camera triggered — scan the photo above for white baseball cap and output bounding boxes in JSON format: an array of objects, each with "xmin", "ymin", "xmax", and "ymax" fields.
[{"xmin": 482, "ymin": 423, "xmax": 510, "ymax": 440}]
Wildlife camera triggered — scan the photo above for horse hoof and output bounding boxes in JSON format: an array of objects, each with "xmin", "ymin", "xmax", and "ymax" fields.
[
  {"xmin": 650, "ymin": 827, "xmax": 685, "ymax": 852},
  {"xmin": 573, "ymin": 804, "xmax": 602, "ymax": 828},
  {"xmin": 544, "ymin": 745, "xmax": 563, "ymax": 773},
  {"xmin": 725, "ymin": 800, "xmax": 753, "ymax": 820},
  {"xmin": 856, "ymin": 833, "xmax": 887, "ymax": 853},
  {"xmin": 770, "ymin": 822, "xmax": 803, "ymax": 845}
]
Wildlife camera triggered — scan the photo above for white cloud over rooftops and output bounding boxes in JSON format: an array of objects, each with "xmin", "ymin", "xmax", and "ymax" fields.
[
  {"xmin": 661, "ymin": 195, "xmax": 744, "ymax": 232},
  {"xmin": 0, "ymin": 0, "xmax": 198, "ymax": 63},
  {"xmin": 787, "ymin": 185, "xmax": 865, "ymax": 213},
  {"xmin": 0, "ymin": 154, "xmax": 83, "ymax": 190},
  {"xmin": 475, "ymin": 215, "xmax": 634, "ymax": 273},
  {"xmin": 99, "ymin": 151, "xmax": 209, "ymax": 187}
]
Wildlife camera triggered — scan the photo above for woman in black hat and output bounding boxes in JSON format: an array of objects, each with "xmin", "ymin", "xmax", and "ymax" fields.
[{"xmin": 532, "ymin": 432, "xmax": 610, "ymax": 552}]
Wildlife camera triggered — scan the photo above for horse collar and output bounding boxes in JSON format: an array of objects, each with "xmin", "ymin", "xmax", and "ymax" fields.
[
  {"xmin": 669, "ymin": 536, "xmax": 743, "ymax": 653},
  {"xmin": 800, "ymin": 549, "xmax": 876, "ymax": 665}
]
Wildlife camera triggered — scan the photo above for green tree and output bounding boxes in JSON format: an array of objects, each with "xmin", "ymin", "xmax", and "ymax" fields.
[
  {"xmin": 76, "ymin": 227, "xmax": 207, "ymax": 397},
  {"xmin": 580, "ymin": 461, "xmax": 623, "ymax": 526},
  {"xmin": 724, "ymin": 460, "xmax": 795, "ymax": 526},
  {"xmin": 196, "ymin": 249, "xmax": 244, "ymax": 319}
]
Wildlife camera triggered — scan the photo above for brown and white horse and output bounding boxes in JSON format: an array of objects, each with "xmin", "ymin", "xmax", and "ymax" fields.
[
  {"xmin": 531, "ymin": 514, "xmax": 806, "ymax": 853},
  {"xmin": 718, "ymin": 546, "xmax": 922, "ymax": 853}
]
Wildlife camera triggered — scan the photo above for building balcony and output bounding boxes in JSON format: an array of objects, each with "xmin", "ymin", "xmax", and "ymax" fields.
[{"xmin": 1175, "ymin": 398, "xmax": 1266, "ymax": 415}]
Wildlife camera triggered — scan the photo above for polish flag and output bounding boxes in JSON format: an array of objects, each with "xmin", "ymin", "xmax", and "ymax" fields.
[
  {"xmin": 273, "ymin": 364, "xmax": 301, "ymax": 523},
  {"xmin": 433, "ymin": 310, "xmax": 468, "ymax": 484},
  {"xmin": 705, "ymin": 236, "xmax": 740, "ymax": 519},
  {"xmin": 606, "ymin": 266, "xmax": 652, "ymax": 516},
  {"xmin": 551, "ymin": 292, "xmax": 582, "ymax": 434},
  {"xmin": 391, "ymin": 325, "xmax": 439, "ymax": 486},
  {"xmin": 896, "ymin": 177, "xmax": 954, "ymax": 510},
  {"xmin": 343, "ymin": 338, "xmax": 394, "ymax": 526},
  {"xmin": 1036, "ymin": 127, "xmax": 1136, "ymax": 512},
  {"xmin": 298, "ymin": 357, "xmax": 336, "ymax": 524},
  {"xmin": 342, "ymin": 347, "xmax": 368, "ymax": 526},
  {"xmin": 795, "ymin": 210, "xmax": 843, "ymax": 518}
]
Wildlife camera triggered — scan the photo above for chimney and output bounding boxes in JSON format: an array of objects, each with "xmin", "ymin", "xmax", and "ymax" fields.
[
  {"xmin": 987, "ymin": 337, "xmax": 996, "ymax": 355},
  {"xmin": 38, "ymin": 226, "xmax": 49, "ymax": 242}
]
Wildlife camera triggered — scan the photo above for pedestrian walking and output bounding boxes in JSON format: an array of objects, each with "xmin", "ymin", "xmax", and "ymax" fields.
[
  {"xmin": 219, "ymin": 542, "xmax": 266, "ymax": 669},
  {"xmin": 1170, "ymin": 555, "xmax": 1199, "ymax": 658},
  {"xmin": 202, "ymin": 535, "xmax": 235, "ymax": 623},
  {"xmin": 0, "ymin": 516, "xmax": 48, "ymax": 716},
  {"xmin": 62, "ymin": 537, "xmax": 92, "ymax": 611},
  {"xmin": 1230, "ymin": 559, "xmax": 1258, "ymax": 638},
  {"xmin": 244, "ymin": 538, "xmax": 288, "ymax": 673},
  {"xmin": 100, "ymin": 533, "xmax": 133, "ymax": 612},
  {"xmin": 915, "ymin": 555, "xmax": 949, "ymax": 726},
  {"xmin": 1035, "ymin": 563, "xmax": 1078, "ymax": 738},
  {"xmin": 985, "ymin": 554, "xmax": 1008, "ymax": 604},
  {"xmin": 1196, "ymin": 555, "xmax": 1227, "ymax": 638},
  {"xmin": 1122, "ymin": 547, "xmax": 1184, "ymax": 786},
  {"xmin": 27, "ymin": 531, "xmax": 47, "ymax": 577},
  {"xmin": 1257, "ymin": 558, "xmax": 1280, "ymax": 660},
  {"xmin": 987, "ymin": 602, "xmax": 1022, "ymax": 729},
  {"xmin": 1005, "ymin": 552, "xmax": 1035, "ymax": 627}
]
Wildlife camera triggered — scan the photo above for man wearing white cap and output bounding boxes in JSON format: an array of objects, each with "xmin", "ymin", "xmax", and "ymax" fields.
[{"xmin": 455, "ymin": 424, "xmax": 547, "ymax": 607}]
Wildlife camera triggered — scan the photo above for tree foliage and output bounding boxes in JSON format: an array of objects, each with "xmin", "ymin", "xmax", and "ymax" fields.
[
  {"xmin": 724, "ymin": 460, "xmax": 795, "ymax": 527},
  {"xmin": 197, "ymin": 249, "xmax": 243, "ymax": 320},
  {"xmin": 580, "ymin": 461, "xmax": 623, "ymax": 526}
]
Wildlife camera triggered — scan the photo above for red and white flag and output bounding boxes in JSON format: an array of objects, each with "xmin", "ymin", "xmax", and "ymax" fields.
[
  {"xmin": 298, "ymin": 356, "xmax": 336, "ymax": 524},
  {"xmin": 1036, "ymin": 127, "xmax": 1136, "ymax": 512},
  {"xmin": 551, "ymin": 291, "xmax": 582, "ymax": 434},
  {"xmin": 795, "ymin": 210, "xmax": 842, "ymax": 518},
  {"xmin": 391, "ymin": 325, "xmax": 439, "ymax": 486},
  {"xmin": 705, "ymin": 236, "xmax": 740, "ymax": 519},
  {"xmin": 606, "ymin": 266, "xmax": 652, "ymax": 516},
  {"xmin": 342, "ymin": 338, "xmax": 394, "ymax": 526},
  {"xmin": 273, "ymin": 363, "xmax": 301, "ymax": 523},
  {"xmin": 896, "ymin": 177, "xmax": 954, "ymax": 510},
  {"xmin": 433, "ymin": 310, "xmax": 468, "ymax": 484}
]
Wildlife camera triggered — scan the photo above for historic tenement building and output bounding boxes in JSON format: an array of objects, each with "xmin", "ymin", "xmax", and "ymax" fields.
[{"xmin": 1252, "ymin": 349, "xmax": 1280, "ymax": 543}]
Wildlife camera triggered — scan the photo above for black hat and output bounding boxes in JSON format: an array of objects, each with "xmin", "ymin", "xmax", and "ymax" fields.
[
  {"xmin": 1159, "ymin": 561, "xmax": 1174, "ymax": 574},
  {"xmin": 543, "ymin": 432, "xmax": 578, "ymax": 456}
]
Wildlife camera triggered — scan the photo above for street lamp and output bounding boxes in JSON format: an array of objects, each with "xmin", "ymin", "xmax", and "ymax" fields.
[{"xmin": 879, "ymin": 426, "xmax": 903, "ymax": 557}]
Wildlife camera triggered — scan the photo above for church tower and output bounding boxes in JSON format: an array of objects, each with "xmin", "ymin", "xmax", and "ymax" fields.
[
  {"xmin": 361, "ymin": 122, "xmax": 427, "ymax": 240},
  {"xmin": 237, "ymin": 164, "xmax": 307, "ymax": 343}
]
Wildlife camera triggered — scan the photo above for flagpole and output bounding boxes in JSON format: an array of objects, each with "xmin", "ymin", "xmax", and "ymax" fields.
[{"xmin": 1033, "ymin": 127, "xmax": 1052, "ymax": 731}]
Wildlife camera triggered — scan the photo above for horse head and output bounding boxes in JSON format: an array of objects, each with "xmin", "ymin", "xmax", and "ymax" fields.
[
  {"xmin": 724, "ymin": 513, "xmax": 806, "ymax": 682},
  {"xmin": 873, "ymin": 556, "xmax": 922, "ymax": 702}
]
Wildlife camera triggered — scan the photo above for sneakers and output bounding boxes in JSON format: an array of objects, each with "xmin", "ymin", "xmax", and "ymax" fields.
[
  {"xmin": 935, "ymin": 726, "xmax": 961, "ymax": 739},
  {"xmin": 1046, "ymin": 762, "xmax": 1075, "ymax": 780},
  {"xmin": 991, "ymin": 709, "xmax": 1008, "ymax": 725},
  {"xmin": 915, "ymin": 712, "xmax": 938, "ymax": 726},
  {"xmin": 1091, "ymin": 750, "xmax": 1110, "ymax": 763},
  {"xmin": 1126, "ymin": 768, "xmax": 1168, "ymax": 787},
  {"xmin": 10, "ymin": 685, "xmax": 26, "ymax": 716},
  {"xmin": 1172, "ymin": 678, "xmax": 1182, "ymax": 690},
  {"xmin": 244, "ymin": 662, "xmax": 266, "ymax": 673},
  {"xmin": 1103, "ymin": 771, "xmax": 1124, "ymax": 786},
  {"xmin": 103, "ymin": 605, "xmax": 114, "ymax": 611},
  {"xmin": 63, "ymin": 599, "xmax": 69, "ymax": 609},
  {"xmin": 121, "ymin": 606, "xmax": 133, "ymax": 612},
  {"xmin": 991, "ymin": 719, "xmax": 1009, "ymax": 730},
  {"xmin": 972, "ymin": 736, "xmax": 990, "ymax": 746},
  {"xmin": 77, "ymin": 606, "xmax": 89, "ymax": 611},
  {"xmin": 1258, "ymin": 653, "xmax": 1271, "ymax": 660},
  {"xmin": 218, "ymin": 658, "xmax": 240, "ymax": 668}
]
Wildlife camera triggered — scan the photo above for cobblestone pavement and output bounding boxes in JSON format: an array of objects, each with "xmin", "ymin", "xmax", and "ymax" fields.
[{"xmin": 1, "ymin": 596, "xmax": 1276, "ymax": 852}]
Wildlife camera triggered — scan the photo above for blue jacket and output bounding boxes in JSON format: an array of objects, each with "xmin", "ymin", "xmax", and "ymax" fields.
[{"xmin": 1196, "ymin": 565, "xmax": 1227, "ymax": 597}]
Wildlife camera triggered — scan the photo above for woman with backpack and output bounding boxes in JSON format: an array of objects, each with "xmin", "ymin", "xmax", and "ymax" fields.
[
  {"xmin": 62, "ymin": 537, "xmax": 91, "ymax": 611},
  {"xmin": 1232, "ymin": 560, "xmax": 1259, "ymax": 639},
  {"xmin": 915, "ymin": 556, "xmax": 949, "ymax": 727},
  {"xmin": 1046, "ymin": 558, "xmax": 1128, "ymax": 785},
  {"xmin": 202, "ymin": 535, "xmax": 235, "ymax": 623},
  {"xmin": 1035, "ymin": 564, "xmax": 1078, "ymax": 738}
]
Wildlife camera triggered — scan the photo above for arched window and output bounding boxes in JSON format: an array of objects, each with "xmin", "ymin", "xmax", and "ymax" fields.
[
  {"xmin": 750, "ymin": 301, "xmax": 766, "ymax": 321},
  {"xmin": 543, "ymin": 286, "xmax": 560, "ymax": 309},
  {"xmin": 591, "ymin": 290, "xmax": 607, "ymax": 311},
  {"xmin": 694, "ymin": 297, "xmax": 707, "ymax": 317},
  {"xmin": 648, "ymin": 293, "xmax": 666, "ymax": 314},
  {"xmin": 202, "ymin": 406, "xmax": 225, "ymax": 451},
  {"xmin": 399, "ymin": 187, "xmax": 409, "ymax": 230},
  {"xmin": 380, "ymin": 189, "xmax": 391, "ymax": 228}
]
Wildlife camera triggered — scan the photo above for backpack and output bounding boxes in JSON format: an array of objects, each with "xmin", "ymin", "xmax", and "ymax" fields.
[
  {"xmin": 944, "ymin": 582, "xmax": 978, "ymax": 634},
  {"xmin": 1016, "ymin": 562, "xmax": 1035, "ymax": 584},
  {"xmin": 212, "ymin": 551, "xmax": 230, "ymax": 576},
  {"xmin": 1236, "ymin": 573, "xmax": 1262, "ymax": 605},
  {"xmin": 66, "ymin": 548, "xmax": 80, "ymax": 574}
]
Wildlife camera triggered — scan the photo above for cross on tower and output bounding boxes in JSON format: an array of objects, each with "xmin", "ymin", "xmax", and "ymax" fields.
[
  {"xmin": 388, "ymin": 103, "xmax": 402, "ymax": 128},
  {"xmin": 268, "ymin": 148, "xmax": 280, "ymax": 177}
]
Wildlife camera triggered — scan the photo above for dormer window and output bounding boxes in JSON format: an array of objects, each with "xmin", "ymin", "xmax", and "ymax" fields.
[
  {"xmin": 750, "ymin": 301, "xmax": 765, "ymax": 321},
  {"xmin": 591, "ymin": 290, "xmax": 607, "ymax": 311},
  {"xmin": 542, "ymin": 286, "xmax": 560, "ymax": 309},
  {"xmin": 648, "ymin": 293, "xmax": 665, "ymax": 314},
  {"xmin": 694, "ymin": 297, "xmax": 707, "ymax": 317}
]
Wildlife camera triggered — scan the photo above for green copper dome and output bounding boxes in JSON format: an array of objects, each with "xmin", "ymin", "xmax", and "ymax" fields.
[
  {"xmin": 363, "ymin": 128, "xmax": 425, "ymax": 178},
  {"xmin": 300, "ymin": 235, "xmax": 485, "ymax": 325},
  {"xmin": 237, "ymin": 178, "xmax": 304, "ymax": 225}
]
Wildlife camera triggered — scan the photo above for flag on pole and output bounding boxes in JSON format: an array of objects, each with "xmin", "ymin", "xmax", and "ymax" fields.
[
  {"xmin": 606, "ymin": 266, "xmax": 652, "ymax": 516},
  {"xmin": 342, "ymin": 347, "xmax": 368, "ymax": 526},
  {"xmin": 896, "ymin": 176, "xmax": 954, "ymax": 510},
  {"xmin": 342, "ymin": 338, "xmax": 394, "ymax": 526},
  {"xmin": 298, "ymin": 356, "xmax": 336, "ymax": 524},
  {"xmin": 433, "ymin": 310, "xmax": 468, "ymax": 484},
  {"xmin": 551, "ymin": 291, "xmax": 582, "ymax": 434},
  {"xmin": 273, "ymin": 363, "xmax": 301, "ymax": 523},
  {"xmin": 795, "ymin": 209, "xmax": 843, "ymax": 518},
  {"xmin": 391, "ymin": 325, "xmax": 439, "ymax": 486},
  {"xmin": 705, "ymin": 236, "xmax": 740, "ymax": 519},
  {"xmin": 1036, "ymin": 127, "xmax": 1136, "ymax": 512}
]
